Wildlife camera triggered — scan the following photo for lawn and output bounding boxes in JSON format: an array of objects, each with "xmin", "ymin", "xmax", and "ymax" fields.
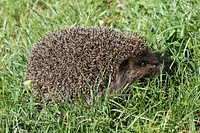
[{"xmin": 0, "ymin": 0, "xmax": 199, "ymax": 132}]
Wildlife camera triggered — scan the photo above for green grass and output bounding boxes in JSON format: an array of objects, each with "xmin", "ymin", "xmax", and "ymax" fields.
[{"xmin": 0, "ymin": 0, "xmax": 199, "ymax": 132}]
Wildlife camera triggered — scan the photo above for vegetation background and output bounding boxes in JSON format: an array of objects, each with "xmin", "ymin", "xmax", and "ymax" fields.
[{"xmin": 0, "ymin": 0, "xmax": 199, "ymax": 132}]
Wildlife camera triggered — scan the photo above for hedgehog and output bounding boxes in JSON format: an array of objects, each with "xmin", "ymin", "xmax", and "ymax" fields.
[{"xmin": 26, "ymin": 28, "xmax": 161, "ymax": 102}]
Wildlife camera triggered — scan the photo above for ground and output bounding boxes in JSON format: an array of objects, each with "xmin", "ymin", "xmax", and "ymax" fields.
[{"xmin": 0, "ymin": 0, "xmax": 199, "ymax": 132}]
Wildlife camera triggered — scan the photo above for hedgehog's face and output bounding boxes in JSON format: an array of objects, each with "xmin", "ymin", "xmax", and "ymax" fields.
[
  {"xmin": 127, "ymin": 49, "xmax": 161, "ymax": 78},
  {"xmin": 121, "ymin": 49, "xmax": 161, "ymax": 79},
  {"xmin": 110, "ymin": 49, "xmax": 161, "ymax": 93}
]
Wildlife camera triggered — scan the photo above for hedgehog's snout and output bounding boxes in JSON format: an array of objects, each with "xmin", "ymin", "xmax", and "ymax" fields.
[{"xmin": 143, "ymin": 63, "xmax": 162, "ymax": 77}]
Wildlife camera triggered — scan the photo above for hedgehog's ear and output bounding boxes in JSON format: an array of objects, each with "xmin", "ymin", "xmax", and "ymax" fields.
[{"xmin": 119, "ymin": 58, "xmax": 129, "ymax": 72}]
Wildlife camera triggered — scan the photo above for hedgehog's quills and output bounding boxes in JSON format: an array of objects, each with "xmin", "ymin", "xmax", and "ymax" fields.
[{"xmin": 26, "ymin": 28, "xmax": 161, "ymax": 102}]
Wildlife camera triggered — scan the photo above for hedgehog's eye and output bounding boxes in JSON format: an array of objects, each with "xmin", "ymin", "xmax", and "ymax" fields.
[{"xmin": 140, "ymin": 60, "xmax": 146, "ymax": 66}]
